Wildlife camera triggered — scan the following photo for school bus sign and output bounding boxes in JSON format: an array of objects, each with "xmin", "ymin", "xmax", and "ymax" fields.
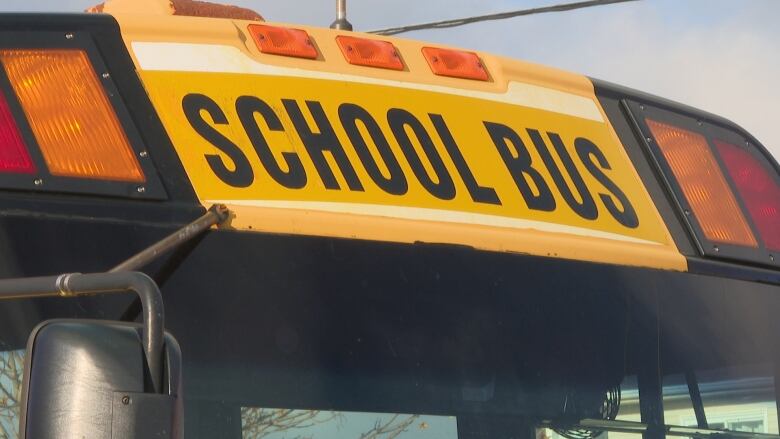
[{"xmin": 137, "ymin": 44, "xmax": 680, "ymax": 268}]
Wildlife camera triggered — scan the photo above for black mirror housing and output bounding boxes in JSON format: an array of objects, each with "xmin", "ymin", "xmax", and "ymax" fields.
[{"xmin": 19, "ymin": 320, "xmax": 183, "ymax": 438}]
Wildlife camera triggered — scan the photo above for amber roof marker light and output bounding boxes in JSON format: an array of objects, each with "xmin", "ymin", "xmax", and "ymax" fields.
[
  {"xmin": 422, "ymin": 47, "xmax": 490, "ymax": 81},
  {"xmin": 248, "ymin": 24, "xmax": 319, "ymax": 60},
  {"xmin": 336, "ymin": 36, "xmax": 404, "ymax": 70}
]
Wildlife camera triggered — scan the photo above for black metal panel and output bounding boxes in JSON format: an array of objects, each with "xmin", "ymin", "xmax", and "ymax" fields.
[{"xmin": 112, "ymin": 392, "xmax": 175, "ymax": 439}]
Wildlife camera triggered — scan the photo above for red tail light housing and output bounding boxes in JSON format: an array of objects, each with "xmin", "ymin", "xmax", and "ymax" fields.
[
  {"xmin": 630, "ymin": 101, "xmax": 779, "ymax": 267},
  {"xmin": 715, "ymin": 140, "xmax": 780, "ymax": 251},
  {"xmin": 0, "ymin": 88, "xmax": 35, "ymax": 174}
]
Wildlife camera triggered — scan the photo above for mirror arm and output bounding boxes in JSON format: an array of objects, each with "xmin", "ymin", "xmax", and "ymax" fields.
[
  {"xmin": 0, "ymin": 271, "xmax": 165, "ymax": 393},
  {"xmin": 110, "ymin": 204, "xmax": 230, "ymax": 273}
]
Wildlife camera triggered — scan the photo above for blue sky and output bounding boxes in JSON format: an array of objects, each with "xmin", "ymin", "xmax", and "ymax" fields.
[{"xmin": 0, "ymin": 0, "xmax": 778, "ymax": 160}]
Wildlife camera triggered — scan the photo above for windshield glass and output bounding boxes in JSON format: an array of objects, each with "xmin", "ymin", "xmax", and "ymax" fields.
[{"xmin": 1, "ymin": 233, "xmax": 779, "ymax": 439}]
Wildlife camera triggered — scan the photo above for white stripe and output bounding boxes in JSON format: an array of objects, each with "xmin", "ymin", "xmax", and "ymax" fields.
[
  {"xmin": 132, "ymin": 41, "xmax": 604, "ymax": 122},
  {"xmin": 211, "ymin": 199, "xmax": 661, "ymax": 246}
]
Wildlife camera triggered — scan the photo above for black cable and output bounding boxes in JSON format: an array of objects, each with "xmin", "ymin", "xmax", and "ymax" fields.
[{"xmin": 369, "ymin": 0, "xmax": 640, "ymax": 36}]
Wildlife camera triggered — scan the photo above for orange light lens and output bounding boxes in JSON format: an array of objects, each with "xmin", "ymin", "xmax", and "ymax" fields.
[
  {"xmin": 248, "ymin": 24, "xmax": 318, "ymax": 59},
  {"xmin": 336, "ymin": 36, "xmax": 404, "ymax": 71},
  {"xmin": 646, "ymin": 119, "xmax": 757, "ymax": 247},
  {"xmin": 0, "ymin": 49, "xmax": 144, "ymax": 182},
  {"xmin": 422, "ymin": 47, "xmax": 489, "ymax": 81}
]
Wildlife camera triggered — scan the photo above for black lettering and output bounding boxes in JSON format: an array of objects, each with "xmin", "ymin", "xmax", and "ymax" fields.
[
  {"xmin": 236, "ymin": 96, "xmax": 306, "ymax": 189},
  {"xmin": 431, "ymin": 114, "xmax": 500, "ymax": 205},
  {"xmin": 339, "ymin": 104, "xmax": 408, "ymax": 196},
  {"xmin": 183, "ymin": 93, "xmax": 253, "ymax": 188},
  {"xmin": 575, "ymin": 138, "xmax": 639, "ymax": 228},
  {"xmin": 484, "ymin": 122, "xmax": 555, "ymax": 211},
  {"xmin": 387, "ymin": 109, "xmax": 456, "ymax": 200},
  {"xmin": 527, "ymin": 129, "xmax": 597, "ymax": 219},
  {"xmin": 283, "ymin": 100, "xmax": 363, "ymax": 191}
]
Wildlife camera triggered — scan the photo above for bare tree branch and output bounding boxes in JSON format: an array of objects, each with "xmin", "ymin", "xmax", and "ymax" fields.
[{"xmin": 0, "ymin": 350, "xmax": 23, "ymax": 439}]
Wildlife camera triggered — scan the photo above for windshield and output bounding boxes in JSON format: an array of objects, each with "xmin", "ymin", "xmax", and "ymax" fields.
[{"xmin": 1, "ymin": 233, "xmax": 779, "ymax": 439}]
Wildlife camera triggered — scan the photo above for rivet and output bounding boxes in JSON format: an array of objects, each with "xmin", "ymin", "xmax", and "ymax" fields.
[
  {"xmin": 713, "ymin": 245, "xmax": 720, "ymax": 252},
  {"xmin": 139, "ymin": 151, "xmax": 149, "ymax": 158},
  {"xmin": 136, "ymin": 186, "xmax": 146, "ymax": 194},
  {"xmin": 121, "ymin": 395, "xmax": 131, "ymax": 405},
  {"xmin": 646, "ymin": 137, "xmax": 653, "ymax": 143},
  {"xmin": 65, "ymin": 33, "xmax": 74, "ymax": 40},
  {"xmin": 770, "ymin": 255, "xmax": 775, "ymax": 262},
  {"xmin": 101, "ymin": 72, "xmax": 110, "ymax": 79},
  {"xmin": 639, "ymin": 104, "xmax": 645, "ymax": 110},
  {"xmin": 33, "ymin": 178, "xmax": 43, "ymax": 186}
]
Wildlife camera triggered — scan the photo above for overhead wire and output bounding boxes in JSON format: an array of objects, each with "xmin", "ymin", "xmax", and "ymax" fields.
[{"xmin": 369, "ymin": 0, "xmax": 641, "ymax": 36}]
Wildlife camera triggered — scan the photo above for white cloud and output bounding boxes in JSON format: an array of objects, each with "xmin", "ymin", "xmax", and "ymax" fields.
[{"xmin": 383, "ymin": 0, "xmax": 780, "ymax": 161}]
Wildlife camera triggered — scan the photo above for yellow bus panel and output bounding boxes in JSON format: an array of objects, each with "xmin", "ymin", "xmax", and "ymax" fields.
[{"xmin": 122, "ymin": 16, "xmax": 685, "ymax": 271}]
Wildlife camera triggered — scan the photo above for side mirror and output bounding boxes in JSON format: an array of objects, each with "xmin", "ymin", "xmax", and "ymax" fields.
[
  {"xmin": 0, "ymin": 272, "xmax": 183, "ymax": 439},
  {"xmin": 19, "ymin": 320, "xmax": 183, "ymax": 438}
]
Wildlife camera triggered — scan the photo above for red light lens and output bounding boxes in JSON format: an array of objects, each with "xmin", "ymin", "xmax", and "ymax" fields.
[
  {"xmin": 715, "ymin": 140, "xmax": 780, "ymax": 251},
  {"xmin": 0, "ymin": 89, "xmax": 35, "ymax": 174}
]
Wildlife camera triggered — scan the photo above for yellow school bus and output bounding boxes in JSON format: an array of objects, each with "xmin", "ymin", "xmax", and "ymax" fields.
[{"xmin": 0, "ymin": 1, "xmax": 778, "ymax": 438}]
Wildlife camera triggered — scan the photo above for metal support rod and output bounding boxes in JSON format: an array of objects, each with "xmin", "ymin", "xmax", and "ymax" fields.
[
  {"xmin": 0, "ymin": 272, "xmax": 165, "ymax": 394},
  {"xmin": 685, "ymin": 370, "xmax": 708, "ymax": 429},
  {"xmin": 110, "ymin": 204, "xmax": 229, "ymax": 273},
  {"xmin": 775, "ymin": 362, "xmax": 780, "ymax": 434},
  {"xmin": 637, "ymin": 296, "xmax": 665, "ymax": 439},
  {"xmin": 330, "ymin": 0, "xmax": 353, "ymax": 30}
]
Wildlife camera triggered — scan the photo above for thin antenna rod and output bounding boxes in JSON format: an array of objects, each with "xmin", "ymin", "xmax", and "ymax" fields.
[{"xmin": 330, "ymin": 0, "xmax": 353, "ymax": 31}]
